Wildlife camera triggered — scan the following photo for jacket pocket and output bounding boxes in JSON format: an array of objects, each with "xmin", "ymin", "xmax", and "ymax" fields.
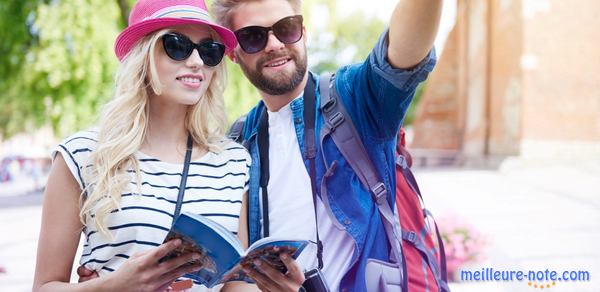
[{"xmin": 365, "ymin": 258, "xmax": 403, "ymax": 292}]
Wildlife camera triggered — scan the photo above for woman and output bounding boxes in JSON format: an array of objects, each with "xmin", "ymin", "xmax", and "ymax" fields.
[{"xmin": 33, "ymin": 0, "xmax": 255, "ymax": 291}]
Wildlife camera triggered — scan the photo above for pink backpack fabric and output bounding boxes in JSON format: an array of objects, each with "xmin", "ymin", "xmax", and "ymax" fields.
[{"xmin": 395, "ymin": 129, "xmax": 450, "ymax": 292}]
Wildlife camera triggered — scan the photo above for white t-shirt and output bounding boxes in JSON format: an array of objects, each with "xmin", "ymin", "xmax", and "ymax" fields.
[{"xmin": 264, "ymin": 98, "xmax": 354, "ymax": 291}]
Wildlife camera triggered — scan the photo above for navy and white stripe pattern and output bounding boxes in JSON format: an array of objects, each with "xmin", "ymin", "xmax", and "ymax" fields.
[{"xmin": 53, "ymin": 130, "xmax": 250, "ymax": 287}]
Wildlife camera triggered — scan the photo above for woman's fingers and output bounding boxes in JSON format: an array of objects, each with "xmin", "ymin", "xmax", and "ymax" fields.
[
  {"xmin": 158, "ymin": 250, "xmax": 202, "ymax": 273},
  {"xmin": 157, "ymin": 261, "xmax": 202, "ymax": 285},
  {"xmin": 145, "ymin": 239, "xmax": 182, "ymax": 265}
]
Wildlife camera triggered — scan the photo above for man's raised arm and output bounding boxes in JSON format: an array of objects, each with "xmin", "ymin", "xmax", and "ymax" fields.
[{"xmin": 388, "ymin": 0, "xmax": 443, "ymax": 69}]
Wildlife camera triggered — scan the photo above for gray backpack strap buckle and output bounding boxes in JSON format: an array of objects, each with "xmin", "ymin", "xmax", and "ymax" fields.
[
  {"xmin": 372, "ymin": 182, "xmax": 388, "ymax": 205},
  {"xmin": 326, "ymin": 112, "xmax": 345, "ymax": 131}
]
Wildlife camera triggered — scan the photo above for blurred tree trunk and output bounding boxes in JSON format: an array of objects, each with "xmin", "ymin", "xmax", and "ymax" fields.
[{"xmin": 116, "ymin": 0, "xmax": 130, "ymax": 27}]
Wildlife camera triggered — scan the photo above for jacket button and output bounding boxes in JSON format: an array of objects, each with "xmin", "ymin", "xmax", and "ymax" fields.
[
  {"xmin": 344, "ymin": 220, "xmax": 351, "ymax": 225},
  {"xmin": 294, "ymin": 117, "xmax": 302, "ymax": 124}
]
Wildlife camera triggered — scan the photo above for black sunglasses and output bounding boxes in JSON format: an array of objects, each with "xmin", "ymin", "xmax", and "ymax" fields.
[
  {"xmin": 161, "ymin": 33, "xmax": 225, "ymax": 67},
  {"xmin": 234, "ymin": 15, "xmax": 304, "ymax": 54}
]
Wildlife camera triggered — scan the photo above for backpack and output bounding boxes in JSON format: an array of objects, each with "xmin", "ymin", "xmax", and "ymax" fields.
[
  {"xmin": 228, "ymin": 74, "xmax": 449, "ymax": 291},
  {"xmin": 395, "ymin": 129, "xmax": 450, "ymax": 292}
]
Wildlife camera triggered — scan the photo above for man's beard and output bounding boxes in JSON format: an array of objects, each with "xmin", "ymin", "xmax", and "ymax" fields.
[{"xmin": 237, "ymin": 48, "xmax": 307, "ymax": 96}]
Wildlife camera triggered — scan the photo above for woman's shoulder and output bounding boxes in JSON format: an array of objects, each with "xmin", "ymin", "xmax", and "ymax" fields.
[
  {"xmin": 53, "ymin": 129, "xmax": 99, "ymax": 190},
  {"xmin": 58, "ymin": 129, "xmax": 99, "ymax": 153},
  {"xmin": 221, "ymin": 139, "xmax": 247, "ymax": 152},
  {"xmin": 211, "ymin": 139, "xmax": 251, "ymax": 164}
]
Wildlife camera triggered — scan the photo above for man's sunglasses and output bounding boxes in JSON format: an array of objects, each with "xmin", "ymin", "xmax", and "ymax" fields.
[
  {"xmin": 161, "ymin": 33, "xmax": 225, "ymax": 67},
  {"xmin": 234, "ymin": 15, "xmax": 304, "ymax": 54}
]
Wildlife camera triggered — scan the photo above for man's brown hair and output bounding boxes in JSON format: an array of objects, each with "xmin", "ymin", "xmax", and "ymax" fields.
[{"xmin": 211, "ymin": 0, "xmax": 302, "ymax": 29}]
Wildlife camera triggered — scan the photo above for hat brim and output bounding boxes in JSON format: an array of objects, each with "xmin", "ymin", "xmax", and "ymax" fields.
[{"xmin": 115, "ymin": 18, "xmax": 237, "ymax": 61}]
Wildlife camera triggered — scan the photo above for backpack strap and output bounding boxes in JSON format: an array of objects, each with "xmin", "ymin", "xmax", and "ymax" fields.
[
  {"xmin": 402, "ymin": 230, "xmax": 450, "ymax": 292},
  {"xmin": 396, "ymin": 154, "xmax": 423, "ymax": 203},
  {"xmin": 318, "ymin": 73, "xmax": 408, "ymax": 291},
  {"xmin": 424, "ymin": 208, "xmax": 449, "ymax": 289},
  {"xmin": 396, "ymin": 154, "xmax": 449, "ymax": 289},
  {"xmin": 227, "ymin": 115, "xmax": 248, "ymax": 146}
]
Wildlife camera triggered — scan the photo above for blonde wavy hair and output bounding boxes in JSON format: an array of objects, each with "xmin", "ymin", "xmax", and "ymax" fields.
[{"xmin": 81, "ymin": 28, "xmax": 228, "ymax": 237}]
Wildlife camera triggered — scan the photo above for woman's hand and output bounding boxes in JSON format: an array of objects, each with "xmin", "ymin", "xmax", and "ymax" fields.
[
  {"xmin": 242, "ymin": 253, "xmax": 305, "ymax": 292},
  {"xmin": 102, "ymin": 239, "xmax": 202, "ymax": 291}
]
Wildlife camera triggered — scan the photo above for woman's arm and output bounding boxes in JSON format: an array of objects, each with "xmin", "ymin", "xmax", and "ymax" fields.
[
  {"xmin": 33, "ymin": 154, "xmax": 203, "ymax": 291},
  {"xmin": 33, "ymin": 153, "xmax": 103, "ymax": 291},
  {"xmin": 237, "ymin": 192, "xmax": 250, "ymax": 250}
]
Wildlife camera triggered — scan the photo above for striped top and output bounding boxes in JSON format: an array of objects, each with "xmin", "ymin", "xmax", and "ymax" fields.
[{"xmin": 54, "ymin": 130, "xmax": 250, "ymax": 290}]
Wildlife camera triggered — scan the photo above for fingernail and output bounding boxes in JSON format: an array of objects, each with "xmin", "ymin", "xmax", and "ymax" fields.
[
  {"xmin": 253, "ymin": 260, "xmax": 261, "ymax": 267},
  {"xmin": 173, "ymin": 239, "xmax": 181, "ymax": 246},
  {"xmin": 192, "ymin": 253, "xmax": 201, "ymax": 260},
  {"xmin": 281, "ymin": 253, "xmax": 288, "ymax": 260}
]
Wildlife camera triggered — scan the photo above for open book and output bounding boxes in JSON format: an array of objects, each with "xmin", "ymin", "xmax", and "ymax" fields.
[{"xmin": 160, "ymin": 211, "xmax": 309, "ymax": 288}]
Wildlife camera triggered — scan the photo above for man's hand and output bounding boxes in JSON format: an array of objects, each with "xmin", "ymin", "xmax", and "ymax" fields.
[
  {"xmin": 77, "ymin": 265, "xmax": 99, "ymax": 282},
  {"xmin": 242, "ymin": 253, "xmax": 305, "ymax": 292}
]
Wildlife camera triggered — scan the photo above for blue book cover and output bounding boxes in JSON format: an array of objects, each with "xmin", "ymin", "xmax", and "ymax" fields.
[{"xmin": 160, "ymin": 211, "xmax": 309, "ymax": 288}]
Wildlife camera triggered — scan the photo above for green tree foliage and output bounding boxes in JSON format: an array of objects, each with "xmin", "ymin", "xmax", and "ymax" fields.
[
  {"xmin": 223, "ymin": 60, "xmax": 260, "ymax": 123},
  {"xmin": 0, "ymin": 0, "xmax": 419, "ymax": 139},
  {"xmin": 0, "ymin": 0, "xmax": 38, "ymax": 137},
  {"xmin": 0, "ymin": 0, "xmax": 121, "ymax": 138},
  {"xmin": 306, "ymin": 0, "xmax": 386, "ymax": 73}
]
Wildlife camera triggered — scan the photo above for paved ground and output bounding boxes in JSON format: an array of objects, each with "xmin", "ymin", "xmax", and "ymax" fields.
[
  {"xmin": 1, "ymin": 160, "xmax": 599, "ymax": 291},
  {"xmin": 417, "ymin": 159, "xmax": 600, "ymax": 292}
]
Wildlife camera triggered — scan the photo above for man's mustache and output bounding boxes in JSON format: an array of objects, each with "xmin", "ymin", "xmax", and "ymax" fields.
[{"xmin": 257, "ymin": 51, "xmax": 295, "ymax": 68}]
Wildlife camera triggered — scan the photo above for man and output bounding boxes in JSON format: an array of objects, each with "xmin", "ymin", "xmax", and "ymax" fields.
[
  {"xmin": 79, "ymin": 0, "xmax": 442, "ymax": 290},
  {"xmin": 212, "ymin": 0, "xmax": 442, "ymax": 291}
]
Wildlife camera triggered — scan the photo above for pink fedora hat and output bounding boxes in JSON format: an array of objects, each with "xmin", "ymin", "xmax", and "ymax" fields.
[{"xmin": 114, "ymin": 0, "xmax": 237, "ymax": 61}]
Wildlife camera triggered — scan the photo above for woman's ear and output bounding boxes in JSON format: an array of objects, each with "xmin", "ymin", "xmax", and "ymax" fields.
[{"xmin": 227, "ymin": 50, "xmax": 238, "ymax": 63}]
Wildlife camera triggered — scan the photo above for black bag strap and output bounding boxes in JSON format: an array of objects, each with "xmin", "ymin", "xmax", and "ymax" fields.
[
  {"xmin": 256, "ymin": 76, "xmax": 324, "ymax": 269},
  {"xmin": 302, "ymin": 76, "xmax": 324, "ymax": 270},
  {"xmin": 318, "ymin": 73, "xmax": 408, "ymax": 291},
  {"xmin": 257, "ymin": 110, "xmax": 271, "ymax": 237},
  {"xmin": 172, "ymin": 133, "xmax": 194, "ymax": 225}
]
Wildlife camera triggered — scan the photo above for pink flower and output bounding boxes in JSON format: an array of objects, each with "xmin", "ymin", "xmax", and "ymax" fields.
[{"xmin": 437, "ymin": 213, "xmax": 489, "ymax": 281}]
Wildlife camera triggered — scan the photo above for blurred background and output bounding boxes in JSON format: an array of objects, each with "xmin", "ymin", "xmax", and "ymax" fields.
[{"xmin": 1, "ymin": 0, "xmax": 599, "ymax": 291}]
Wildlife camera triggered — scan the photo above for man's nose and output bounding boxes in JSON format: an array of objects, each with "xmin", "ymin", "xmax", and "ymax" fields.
[{"xmin": 263, "ymin": 31, "xmax": 285, "ymax": 53}]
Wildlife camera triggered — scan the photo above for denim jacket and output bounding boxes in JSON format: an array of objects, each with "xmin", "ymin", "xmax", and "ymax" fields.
[{"xmin": 239, "ymin": 30, "xmax": 436, "ymax": 291}]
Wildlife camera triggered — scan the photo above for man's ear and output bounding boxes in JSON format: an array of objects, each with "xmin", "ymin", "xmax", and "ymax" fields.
[{"xmin": 302, "ymin": 26, "xmax": 308, "ymax": 42}]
